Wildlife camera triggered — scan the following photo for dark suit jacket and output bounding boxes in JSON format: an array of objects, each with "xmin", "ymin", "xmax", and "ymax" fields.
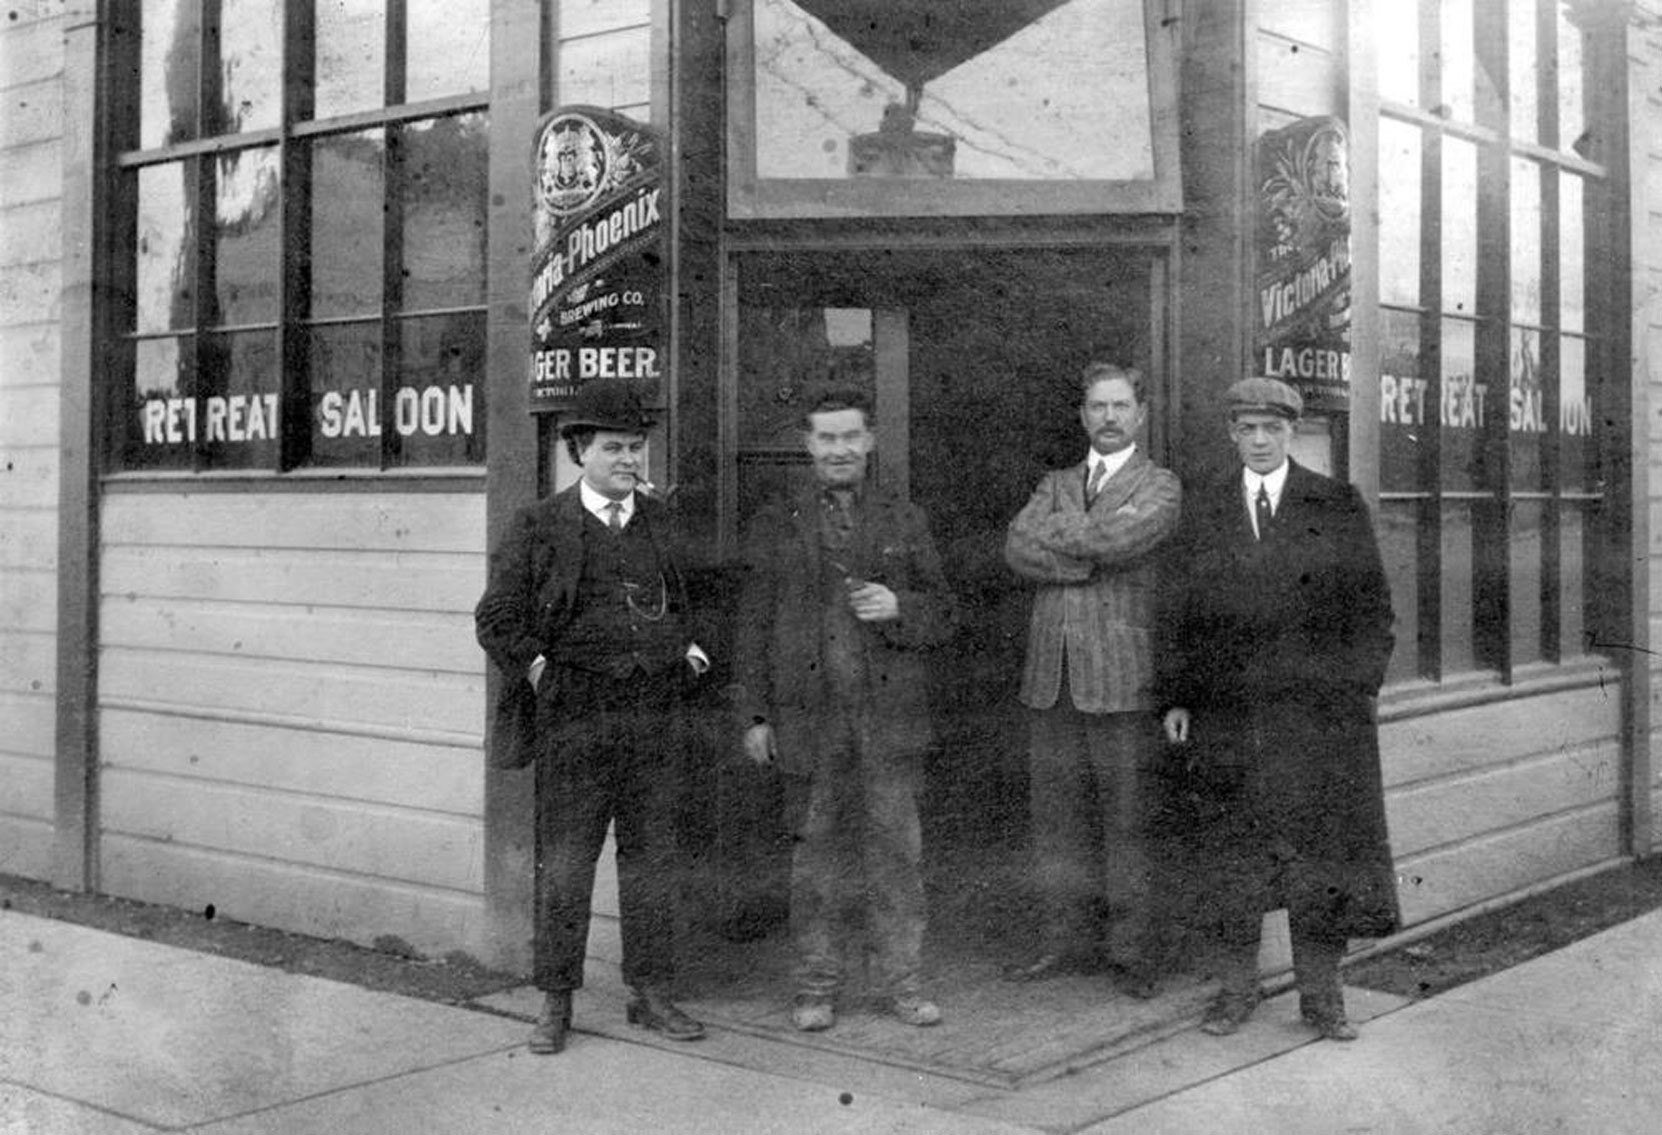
[
  {"xmin": 474, "ymin": 486, "xmax": 698, "ymax": 769},
  {"xmin": 1156, "ymin": 460, "xmax": 1399, "ymax": 938},
  {"xmin": 731, "ymin": 482, "xmax": 958, "ymax": 778}
]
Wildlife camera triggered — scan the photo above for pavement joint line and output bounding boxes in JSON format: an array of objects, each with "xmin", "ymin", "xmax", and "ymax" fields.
[{"xmin": 1, "ymin": 1076, "xmax": 165, "ymax": 1134}]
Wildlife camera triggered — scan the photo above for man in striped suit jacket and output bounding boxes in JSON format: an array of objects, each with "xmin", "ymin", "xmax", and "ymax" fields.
[{"xmin": 1001, "ymin": 362, "xmax": 1182, "ymax": 996}]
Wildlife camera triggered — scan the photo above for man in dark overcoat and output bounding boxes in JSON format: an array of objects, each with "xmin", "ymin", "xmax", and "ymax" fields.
[
  {"xmin": 475, "ymin": 377, "xmax": 712, "ymax": 1055},
  {"xmin": 733, "ymin": 384, "xmax": 958, "ymax": 1032},
  {"xmin": 1001, "ymin": 362, "xmax": 1181, "ymax": 996},
  {"xmin": 1158, "ymin": 376, "xmax": 1398, "ymax": 1041}
]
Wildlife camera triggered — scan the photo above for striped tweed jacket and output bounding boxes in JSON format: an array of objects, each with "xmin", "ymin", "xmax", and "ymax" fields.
[{"xmin": 1004, "ymin": 449, "xmax": 1181, "ymax": 714}]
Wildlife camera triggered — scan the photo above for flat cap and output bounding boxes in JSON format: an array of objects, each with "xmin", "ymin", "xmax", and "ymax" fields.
[
  {"xmin": 559, "ymin": 377, "xmax": 656, "ymax": 436},
  {"xmin": 1225, "ymin": 376, "xmax": 1303, "ymax": 420}
]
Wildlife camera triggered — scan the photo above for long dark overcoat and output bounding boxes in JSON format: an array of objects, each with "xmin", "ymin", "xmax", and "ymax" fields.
[
  {"xmin": 474, "ymin": 486, "xmax": 696, "ymax": 769},
  {"xmin": 1157, "ymin": 460, "xmax": 1400, "ymax": 939},
  {"xmin": 730, "ymin": 482, "xmax": 958, "ymax": 778}
]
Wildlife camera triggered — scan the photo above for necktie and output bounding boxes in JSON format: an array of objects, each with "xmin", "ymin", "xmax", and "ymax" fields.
[
  {"xmin": 1086, "ymin": 461, "xmax": 1107, "ymax": 504},
  {"xmin": 1254, "ymin": 484, "xmax": 1273, "ymax": 541},
  {"xmin": 604, "ymin": 501, "xmax": 624, "ymax": 532}
]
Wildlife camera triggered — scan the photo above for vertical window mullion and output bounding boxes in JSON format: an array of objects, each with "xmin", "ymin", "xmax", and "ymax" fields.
[
  {"xmin": 382, "ymin": 127, "xmax": 405, "ymax": 470},
  {"xmin": 1476, "ymin": 0, "xmax": 1511, "ymax": 678},
  {"xmin": 1419, "ymin": 0, "xmax": 1445, "ymax": 680}
]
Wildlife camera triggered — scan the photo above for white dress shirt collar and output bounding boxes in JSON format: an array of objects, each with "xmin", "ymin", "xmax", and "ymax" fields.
[
  {"xmin": 579, "ymin": 480, "xmax": 635, "ymax": 527},
  {"xmin": 1088, "ymin": 443, "xmax": 1137, "ymax": 484},
  {"xmin": 1242, "ymin": 460, "xmax": 1290, "ymax": 508}
]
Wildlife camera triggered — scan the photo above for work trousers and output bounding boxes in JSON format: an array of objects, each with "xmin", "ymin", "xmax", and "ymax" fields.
[
  {"xmin": 785, "ymin": 716, "xmax": 926, "ymax": 999},
  {"xmin": 532, "ymin": 666, "xmax": 685, "ymax": 994},
  {"xmin": 1027, "ymin": 705, "xmax": 1155, "ymax": 965}
]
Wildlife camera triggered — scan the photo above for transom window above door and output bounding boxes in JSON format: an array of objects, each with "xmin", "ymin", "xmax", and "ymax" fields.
[{"xmin": 725, "ymin": 0, "xmax": 1181, "ymax": 217}]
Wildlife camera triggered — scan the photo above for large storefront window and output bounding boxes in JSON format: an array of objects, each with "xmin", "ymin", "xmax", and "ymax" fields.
[
  {"xmin": 1375, "ymin": 0, "xmax": 1611, "ymax": 684},
  {"xmin": 112, "ymin": 0, "xmax": 489, "ymax": 474},
  {"xmin": 725, "ymin": 0, "xmax": 1181, "ymax": 217}
]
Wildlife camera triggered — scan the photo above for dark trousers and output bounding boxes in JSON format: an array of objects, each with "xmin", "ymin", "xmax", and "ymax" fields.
[
  {"xmin": 532, "ymin": 667, "xmax": 684, "ymax": 993},
  {"xmin": 1027, "ymin": 705, "xmax": 1154, "ymax": 965},
  {"xmin": 785, "ymin": 716, "xmax": 926, "ymax": 999}
]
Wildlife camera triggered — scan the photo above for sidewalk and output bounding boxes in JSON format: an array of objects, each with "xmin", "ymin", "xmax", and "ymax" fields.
[{"xmin": 3, "ymin": 905, "xmax": 1659, "ymax": 1134}]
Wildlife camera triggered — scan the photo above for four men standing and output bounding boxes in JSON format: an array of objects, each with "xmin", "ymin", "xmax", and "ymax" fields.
[
  {"xmin": 1002, "ymin": 364, "xmax": 1180, "ymax": 996},
  {"xmin": 477, "ymin": 371, "xmax": 1397, "ymax": 1052}
]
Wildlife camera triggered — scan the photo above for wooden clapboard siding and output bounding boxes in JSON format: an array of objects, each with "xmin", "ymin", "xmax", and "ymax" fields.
[
  {"xmin": 1394, "ymin": 803, "xmax": 1621, "ymax": 924},
  {"xmin": 96, "ymin": 491, "xmax": 489, "ymax": 955},
  {"xmin": 1379, "ymin": 685, "xmax": 1623, "ymax": 924},
  {"xmin": 1256, "ymin": 30, "xmax": 1343, "ymax": 124},
  {"xmin": 1640, "ymin": 4, "xmax": 1662, "ymax": 854},
  {"xmin": 99, "ymin": 834, "xmax": 489, "ymax": 959},
  {"xmin": 0, "ymin": 0, "xmax": 64, "ymax": 885}
]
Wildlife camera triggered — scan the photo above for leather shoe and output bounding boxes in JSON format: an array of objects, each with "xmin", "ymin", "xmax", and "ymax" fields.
[
  {"xmin": 1107, "ymin": 962, "xmax": 1160, "ymax": 1000},
  {"xmin": 529, "ymin": 991, "xmax": 571, "ymax": 1055},
  {"xmin": 1001, "ymin": 951, "xmax": 1074, "ymax": 983},
  {"xmin": 1300, "ymin": 997, "xmax": 1359, "ymax": 1041},
  {"xmin": 626, "ymin": 986, "xmax": 706, "ymax": 1041},
  {"xmin": 791, "ymin": 994, "xmax": 835, "ymax": 1032},
  {"xmin": 890, "ymin": 995, "xmax": 942, "ymax": 1027},
  {"xmin": 1199, "ymin": 990, "xmax": 1259, "ymax": 1036}
]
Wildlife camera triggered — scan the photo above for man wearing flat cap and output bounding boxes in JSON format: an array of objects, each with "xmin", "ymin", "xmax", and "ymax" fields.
[
  {"xmin": 1157, "ymin": 376, "xmax": 1398, "ymax": 1042},
  {"xmin": 475, "ymin": 377, "xmax": 711, "ymax": 1055}
]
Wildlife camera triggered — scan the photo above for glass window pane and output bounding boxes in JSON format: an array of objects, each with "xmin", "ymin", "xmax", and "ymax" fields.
[
  {"xmin": 1561, "ymin": 502, "xmax": 1588, "ymax": 656},
  {"xmin": 1560, "ymin": 172, "xmax": 1584, "ymax": 333},
  {"xmin": 140, "ymin": 0, "xmax": 201, "ymax": 148},
  {"xmin": 305, "ymin": 322, "xmax": 383, "ymax": 468},
  {"xmin": 1440, "ymin": 0, "xmax": 1475, "ymax": 123},
  {"xmin": 1442, "ymin": 138, "xmax": 1478, "ymax": 316},
  {"xmin": 387, "ymin": 312, "xmax": 486, "ymax": 467},
  {"xmin": 315, "ymin": 0, "xmax": 386, "ymax": 120},
  {"xmin": 1557, "ymin": 4, "xmax": 1586, "ymax": 153},
  {"xmin": 1380, "ymin": 307, "xmax": 1428, "ymax": 492},
  {"xmin": 406, "ymin": 0, "xmax": 490, "ymax": 104},
  {"xmin": 1509, "ymin": 0, "xmax": 1538, "ymax": 142},
  {"xmin": 1441, "ymin": 317, "xmax": 1483, "ymax": 492},
  {"xmin": 1560, "ymin": 334, "xmax": 1593, "ymax": 491},
  {"xmin": 1376, "ymin": 0, "xmax": 1420, "ymax": 107},
  {"xmin": 213, "ymin": 146, "xmax": 282, "ymax": 326},
  {"xmin": 198, "ymin": 331, "xmax": 280, "ymax": 469},
  {"xmin": 753, "ymin": 0, "xmax": 1155, "ymax": 182},
  {"xmin": 1509, "ymin": 497, "xmax": 1545, "ymax": 667},
  {"xmin": 127, "ymin": 336, "xmax": 196, "ymax": 469},
  {"xmin": 739, "ymin": 305, "xmax": 875, "ymax": 448},
  {"xmin": 1441, "ymin": 500, "xmax": 1478, "ymax": 673},
  {"xmin": 135, "ymin": 161, "xmax": 198, "ymax": 333},
  {"xmin": 1510, "ymin": 326, "xmax": 1545, "ymax": 490},
  {"xmin": 1378, "ymin": 119, "xmax": 1422, "ymax": 308},
  {"xmin": 1379, "ymin": 499, "xmax": 1424, "ymax": 684},
  {"xmin": 1510, "ymin": 157, "xmax": 1540, "ymax": 324},
  {"xmin": 398, "ymin": 113, "xmax": 489, "ymax": 311},
  {"xmin": 310, "ymin": 129, "xmax": 386, "ymax": 318},
  {"xmin": 218, "ymin": 0, "xmax": 282, "ymax": 133}
]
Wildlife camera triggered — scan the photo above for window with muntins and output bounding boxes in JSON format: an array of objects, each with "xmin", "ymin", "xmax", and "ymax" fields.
[
  {"xmin": 110, "ymin": 0, "xmax": 490, "ymax": 473},
  {"xmin": 1374, "ymin": 0, "xmax": 1617, "ymax": 684}
]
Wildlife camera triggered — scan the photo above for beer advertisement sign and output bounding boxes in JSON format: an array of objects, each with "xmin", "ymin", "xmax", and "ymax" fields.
[
  {"xmin": 529, "ymin": 106, "xmax": 666, "ymax": 411},
  {"xmin": 1255, "ymin": 115, "xmax": 1352, "ymax": 414}
]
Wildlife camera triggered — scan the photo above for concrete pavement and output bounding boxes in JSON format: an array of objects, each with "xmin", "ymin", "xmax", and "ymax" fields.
[{"xmin": 3, "ymin": 905, "xmax": 1659, "ymax": 1133}]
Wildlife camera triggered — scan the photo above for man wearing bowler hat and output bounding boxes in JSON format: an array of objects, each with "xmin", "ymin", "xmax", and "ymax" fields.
[
  {"xmin": 476, "ymin": 377, "xmax": 711, "ymax": 1055},
  {"xmin": 1158, "ymin": 377, "xmax": 1398, "ymax": 1041}
]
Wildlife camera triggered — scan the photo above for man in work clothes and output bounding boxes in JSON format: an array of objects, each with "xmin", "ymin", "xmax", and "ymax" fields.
[
  {"xmin": 733, "ymin": 384, "xmax": 959, "ymax": 1032},
  {"xmin": 475, "ymin": 377, "xmax": 711, "ymax": 1055},
  {"xmin": 1159, "ymin": 376, "xmax": 1398, "ymax": 1041}
]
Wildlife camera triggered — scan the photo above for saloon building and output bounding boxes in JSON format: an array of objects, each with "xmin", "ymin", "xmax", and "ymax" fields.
[{"xmin": 3, "ymin": 0, "xmax": 1660, "ymax": 997}]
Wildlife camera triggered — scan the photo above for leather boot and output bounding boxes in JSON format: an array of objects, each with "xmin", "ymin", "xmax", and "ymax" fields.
[
  {"xmin": 626, "ymin": 985, "xmax": 706, "ymax": 1041},
  {"xmin": 1294, "ymin": 934, "xmax": 1358, "ymax": 1041},
  {"xmin": 529, "ymin": 990, "xmax": 572, "ymax": 1055}
]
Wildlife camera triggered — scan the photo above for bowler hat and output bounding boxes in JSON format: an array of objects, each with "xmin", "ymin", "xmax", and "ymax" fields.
[
  {"xmin": 558, "ymin": 378, "xmax": 656, "ymax": 436},
  {"xmin": 1226, "ymin": 376, "xmax": 1303, "ymax": 420}
]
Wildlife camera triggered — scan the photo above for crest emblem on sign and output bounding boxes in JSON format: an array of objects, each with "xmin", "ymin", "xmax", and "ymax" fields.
[{"xmin": 535, "ymin": 111, "xmax": 648, "ymax": 219}]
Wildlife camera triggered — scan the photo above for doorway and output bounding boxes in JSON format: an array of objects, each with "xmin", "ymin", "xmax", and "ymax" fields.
[{"xmin": 726, "ymin": 245, "xmax": 1167, "ymax": 860}]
